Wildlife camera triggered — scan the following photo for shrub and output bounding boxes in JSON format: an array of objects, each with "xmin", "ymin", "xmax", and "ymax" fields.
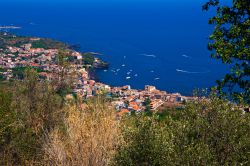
[
  {"xmin": 43, "ymin": 97, "xmax": 120, "ymax": 166},
  {"xmin": 114, "ymin": 98, "xmax": 250, "ymax": 165}
]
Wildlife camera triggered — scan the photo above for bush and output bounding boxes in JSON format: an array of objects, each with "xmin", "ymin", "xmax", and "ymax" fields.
[
  {"xmin": 114, "ymin": 98, "xmax": 250, "ymax": 165},
  {"xmin": 113, "ymin": 115, "xmax": 174, "ymax": 166},
  {"xmin": 0, "ymin": 69, "xmax": 63, "ymax": 165},
  {"xmin": 43, "ymin": 97, "xmax": 120, "ymax": 166}
]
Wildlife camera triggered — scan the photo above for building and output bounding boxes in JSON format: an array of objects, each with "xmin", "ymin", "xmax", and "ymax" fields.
[
  {"xmin": 145, "ymin": 85, "xmax": 156, "ymax": 92},
  {"xmin": 150, "ymin": 99, "xmax": 164, "ymax": 110}
]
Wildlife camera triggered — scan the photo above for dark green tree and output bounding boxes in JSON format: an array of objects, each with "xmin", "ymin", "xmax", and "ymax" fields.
[
  {"xmin": 0, "ymin": 69, "xmax": 63, "ymax": 165},
  {"xmin": 144, "ymin": 98, "xmax": 152, "ymax": 116},
  {"xmin": 203, "ymin": 0, "xmax": 250, "ymax": 104},
  {"xmin": 56, "ymin": 50, "xmax": 76, "ymax": 98},
  {"xmin": 82, "ymin": 53, "xmax": 95, "ymax": 65},
  {"xmin": 9, "ymin": 69, "xmax": 63, "ymax": 164}
]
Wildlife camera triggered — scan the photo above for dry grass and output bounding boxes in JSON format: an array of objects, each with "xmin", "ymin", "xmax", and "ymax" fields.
[{"xmin": 43, "ymin": 97, "xmax": 120, "ymax": 166}]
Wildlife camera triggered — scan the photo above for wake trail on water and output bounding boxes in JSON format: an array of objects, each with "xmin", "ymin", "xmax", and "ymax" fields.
[
  {"xmin": 181, "ymin": 54, "xmax": 190, "ymax": 58},
  {"xmin": 141, "ymin": 53, "xmax": 157, "ymax": 58},
  {"xmin": 176, "ymin": 69, "xmax": 210, "ymax": 74}
]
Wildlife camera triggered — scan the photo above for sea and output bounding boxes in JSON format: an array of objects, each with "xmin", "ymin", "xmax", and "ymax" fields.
[{"xmin": 0, "ymin": 0, "xmax": 228, "ymax": 96}]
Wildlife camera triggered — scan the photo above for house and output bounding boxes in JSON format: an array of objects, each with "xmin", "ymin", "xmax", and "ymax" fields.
[
  {"xmin": 150, "ymin": 99, "xmax": 164, "ymax": 110},
  {"xmin": 128, "ymin": 101, "xmax": 142, "ymax": 112},
  {"xmin": 21, "ymin": 43, "xmax": 32, "ymax": 51},
  {"xmin": 112, "ymin": 101, "xmax": 126, "ymax": 111},
  {"xmin": 145, "ymin": 85, "xmax": 156, "ymax": 92}
]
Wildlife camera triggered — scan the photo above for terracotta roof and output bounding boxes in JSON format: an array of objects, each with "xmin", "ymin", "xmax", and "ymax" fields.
[
  {"xmin": 117, "ymin": 109, "xmax": 130, "ymax": 117},
  {"xmin": 30, "ymin": 63, "xmax": 40, "ymax": 67}
]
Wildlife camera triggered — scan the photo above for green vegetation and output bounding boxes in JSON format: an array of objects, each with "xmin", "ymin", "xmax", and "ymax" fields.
[
  {"xmin": 0, "ymin": 70, "xmax": 250, "ymax": 165},
  {"xmin": 143, "ymin": 97, "xmax": 152, "ymax": 115},
  {"xmin": 12, "ymin": 67, "xmax": 43, "ymax": 79},
  {"xmin": 0, "ymin": 33, "xmax": 30, "ymax": 48},
  {"xmin": 56, "ymin": 50, "xmax": 76, "ymax": 98},
  {"xmin": 0, "ymin": 68, "xmax": 6, "ymax": 81},
  {"xmin": 114, "ymin": 98, "xmax": 250, "ymax": 165},
  {"xmin": 203, "ymin": 0, "xmax": 250, "ymax": 104},
  {"xmin": 82, "ymin": 53, "xmax": 95, "ymax": 65},
  {"xmin": 0, "ymin": 32, "xmax": 67, "ymax": 49},
  {"xmin": 0, "ymin": 69, "xmax": 63, "ymax": 165},
  {"xmin": 31, "ymin": 38, "xmax": 67, "ymax": 49}
]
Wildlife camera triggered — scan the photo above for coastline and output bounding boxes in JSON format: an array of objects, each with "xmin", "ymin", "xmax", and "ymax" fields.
[
  {"xmin": 0, "ymin": 31, "xmax": 195, "ymax": 115},
  {"xmin": 0, "ymin": 32, "xmax": 189, "ymax": 97}
]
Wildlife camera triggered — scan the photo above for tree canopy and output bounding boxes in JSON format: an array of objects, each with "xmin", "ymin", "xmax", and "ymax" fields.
[{"xmin": 203, "ymin": 0, "xmax": 250, "ymax": 104}]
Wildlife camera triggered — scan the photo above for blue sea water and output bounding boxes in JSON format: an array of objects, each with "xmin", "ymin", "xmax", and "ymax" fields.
[{"xmin": 0, "ymin": 0, "xmax": 228, "ymax": 95}]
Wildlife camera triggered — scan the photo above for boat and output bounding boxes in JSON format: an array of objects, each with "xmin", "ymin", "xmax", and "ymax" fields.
[
  {"xmin": 154, "ymin": 78, "xmax": 160, "ymax": 80},
  {"xmin": 126, "ymin": 77, "xmax": 131, "ymax": 80},
  {"xmin": 127, "ymin": 72, "xmax": 131, "ymax": 75},
  {"xmin": 122, "ymin": 64, "xmax": 126, "ymax": 67},
  {"xmin": 134, "ymin": 74, "xmax": 138, "ymax": 77}
]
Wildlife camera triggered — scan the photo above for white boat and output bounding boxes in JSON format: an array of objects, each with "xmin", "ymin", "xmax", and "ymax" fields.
[
  {"xmin": 126, "ymin": 77, "xmax": 131, "ymax": 80},
  {"xmin": 154, "ymin": 78, "xmax": 160, "ymax": 80},
  {"xmin": 104, "ymin": 70, "xmax": 107, "ymax": 72},
  {"xmin": 122, "ymin": 64, "xmax": 126, "ymax": 67}
]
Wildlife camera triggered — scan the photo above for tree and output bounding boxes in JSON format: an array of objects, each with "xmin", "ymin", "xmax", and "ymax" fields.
[
  {"xmin": 144, "ymin": 98, "xmax": 152, "ymax": 116},
  {"xmin": 203, "ymin": 0, "xmax": 250, "ymax": 104},
  {"xmin": 114, "ymin": 98, "xmax": 250, "ymax": 165},
  {"xmin": 0, "ymin": 69, "xmax": 63, "ymax": 165},
  {"xmin": 12, "ymin": 69, "xmax": 63, "ymax": 134},
  {"xmin": 0, "ymin": 88, "xmax": 18, "ymax": 165},
  {"xmin": 113, "ymin": 115, "xmax": 174, "ymax": 166},
  {"xmin": 9, "ymin": 69, "xmax": 63, "ymax": 164},
  {"xmin": 56, "ymin": 50, "xmax": 77, "ymax": 98},
  {"xmin": 82, "ymin": 53, "xmax": 95, "ymax": 65}
]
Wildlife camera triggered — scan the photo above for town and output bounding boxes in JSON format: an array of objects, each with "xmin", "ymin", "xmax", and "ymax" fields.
[{"xmin": 0, "ymin": 33, "xmax": 195, "ymax": 117}]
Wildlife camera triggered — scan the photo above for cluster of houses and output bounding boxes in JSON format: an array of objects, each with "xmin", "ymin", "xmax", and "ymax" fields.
[
  {"xmin": 110, "ymin": 85, "xmax": 194, "ymax": 117},
  {"xmin": 0, "ymin": 37, "xmax": 195, "ymax": 118},
  {"xmin": 0, "ymin": 42, "xmax": 59, "ymax": 79}
]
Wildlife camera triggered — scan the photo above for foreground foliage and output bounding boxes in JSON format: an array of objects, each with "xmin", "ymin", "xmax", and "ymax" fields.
[
  {"xmin": 0, "ymin": 69, "xmax": 63, "ymax": 165},
  {"xmin": 203, "ymin": 0, "xmax": 250, "ymax": 104},
  {"xmin": 43, "ymin": 97, "xmax": 120, "ymax": 166},
  {"xmin": 114, "ymin": 98, "xmax": 250, "ymax": 166},
  {"xmin": 0, "ymin": 69, "xmax": 250, "ymax": 165}
]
